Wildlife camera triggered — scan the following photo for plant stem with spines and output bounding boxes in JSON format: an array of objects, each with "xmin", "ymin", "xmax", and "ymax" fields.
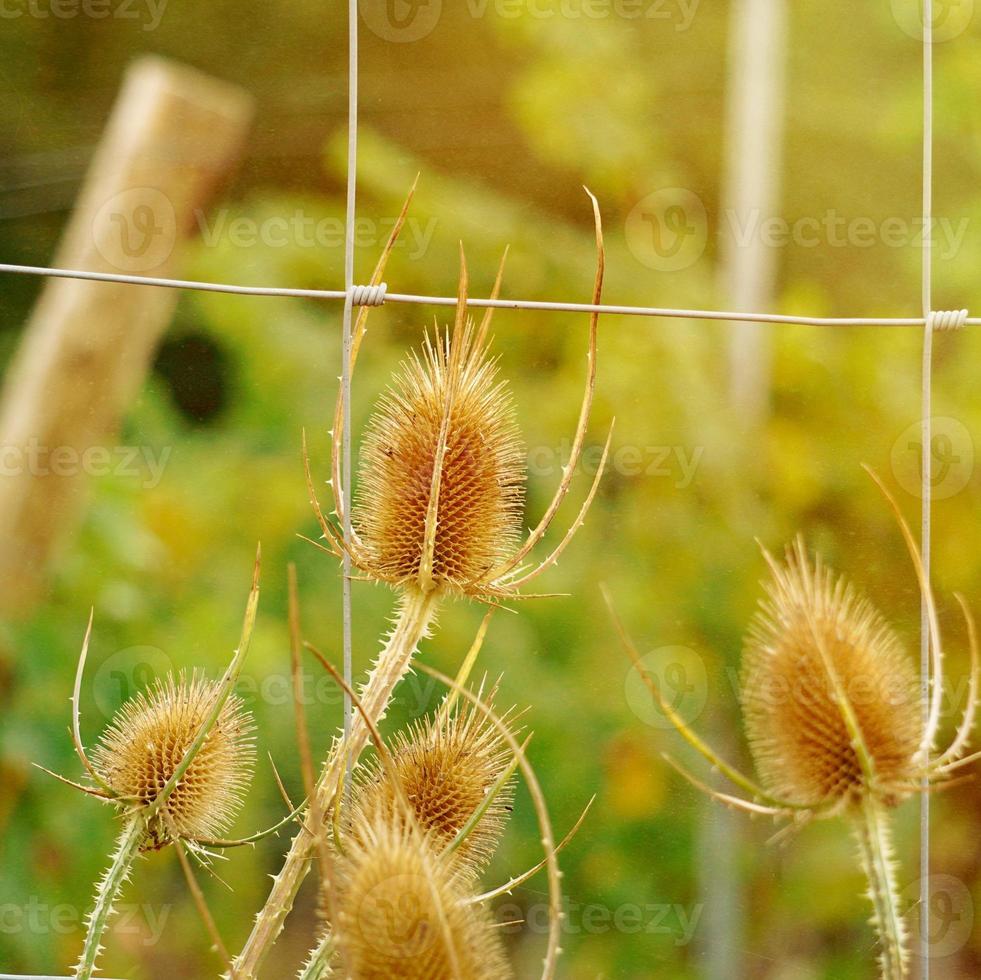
[
  {"xmin": 853, "ymin": 796, "xmax": 908, "ymax": 980},
  {"xmin": 296, "ymin": 929, "xmax": 333, "ymax": 980},
  {"xmin": 74, "ymin": 815, "xmax": 144, "ymax": 980},
  {"xmin": 232, "ymin": 588, "xmax": 439, "ymax": 977}
]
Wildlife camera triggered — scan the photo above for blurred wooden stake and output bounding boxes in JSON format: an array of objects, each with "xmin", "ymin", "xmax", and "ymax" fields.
[
  {"xmin": 721, "ymin": 0, "xmax": 786, "ymax": 423},
  {"xmin": 699, "ymin": 2, "xmax": 787, "ymax": 980},
  {"xmin": 0, "ymin": 56, "xmax": 253, "ymax": 619}
]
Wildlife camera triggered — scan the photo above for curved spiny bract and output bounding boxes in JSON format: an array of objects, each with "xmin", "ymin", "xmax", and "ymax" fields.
[
  {"xmin": 310, "ymin": 195, "xmax": 608, "ymax": 607},
  {"xmin": 91, "ymin": 670, "xmax": 256, "ymax": 850},
  {"xmin": 611, "ymin": 512, "xmax": 980, "ymax": 980},
  {"xmin": 331, "ymin": 816, "xmax": 512, "ymax": 980},
  {"xmin": 345, "ymin": 699, "xmax": 516, "ymax": 879},
  {"xmin": 239, "ymin": 200, "xmax": 607, "ymax": 974},
  {"xmin": 741, "ymin": 539, "xmax": 921, "ymax": 811},
  {"xmin": 354, "ymin": 323, "xmax": 526, "ymax": 599}
]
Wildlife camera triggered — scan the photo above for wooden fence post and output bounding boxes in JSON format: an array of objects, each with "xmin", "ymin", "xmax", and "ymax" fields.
[{"xmin": 0, "ymin": 56, "xmax": 253, "ymax": 618}]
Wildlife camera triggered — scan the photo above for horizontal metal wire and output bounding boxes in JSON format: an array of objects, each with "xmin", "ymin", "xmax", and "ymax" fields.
[{"xmin": 0, "ymin": 261, "xmax": 975, "ymax": 328}]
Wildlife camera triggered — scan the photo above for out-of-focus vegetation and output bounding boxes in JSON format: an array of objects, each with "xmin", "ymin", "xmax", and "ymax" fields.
[{"xmin": 2, "ymin": 3, "xmax": 981, "ymax": 978}]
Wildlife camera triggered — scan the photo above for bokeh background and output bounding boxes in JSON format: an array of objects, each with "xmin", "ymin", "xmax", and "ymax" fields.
[{"xmin": 2, "ymin": 1, "xmax": 981, "ymax": 977}]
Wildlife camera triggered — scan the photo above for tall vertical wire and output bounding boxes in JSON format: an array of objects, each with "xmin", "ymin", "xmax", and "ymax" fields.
[
  {"xmin": 919, "ymin": 1, "xmax": 934, "ymax": 975},
  {"xmin": 340, "ymin": 0, "xmax": 360, "ymax": 755}
]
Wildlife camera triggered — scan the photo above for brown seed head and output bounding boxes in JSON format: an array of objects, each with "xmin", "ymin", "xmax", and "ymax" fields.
[
  {"xmin": 332, "ymin": 816, "xmax": 512, "ymax": 979},
  {"xmin": 741, "ymin": 540, "xmax": 921, "ymax": 809},
  {"xmin": 91, "ymin": 671, "xmax": 256, "ymax": 849},
  {"xmin": 353, "ymin": 323, "xmax": 525, "ymax": 597},
  {"xmin": 346, "ymin": 700, "xmax": 516, "ymax": 878}
]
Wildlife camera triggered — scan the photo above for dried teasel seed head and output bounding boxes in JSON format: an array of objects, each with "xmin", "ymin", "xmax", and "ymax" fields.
[
  {"xmin": 331, "ymin": 816, "xmax": 512, "ymax": 980},
  {"xmin": 346, "ymin": 700, "xmax": 516, "ymax": 878},
  {"xmin": 353, "ymin": 323, "xmax": 526, "ymax": 597},
  {"xmin": 91, "ymin": 670, "xmax": 256, "ymax": 849},
  {"xmin": 740, "ymin": 539, "xmax": 921, "ymax": 810}
]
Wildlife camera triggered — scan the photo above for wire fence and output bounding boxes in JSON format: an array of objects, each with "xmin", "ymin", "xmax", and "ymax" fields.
[
  {"xmin": 0, "ymin": 1, "xmax": 972, "ymax": 976},
  {"xmin": 0, "ymin": 264, "xmax": 974, "ymax": 329}
]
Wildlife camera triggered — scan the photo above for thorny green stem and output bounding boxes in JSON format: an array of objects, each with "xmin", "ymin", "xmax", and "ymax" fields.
[
  {"xmin": 231, "ymin": 588, "xmax": 439, "ymax": 978},
  {"xmin": 74, "ymin": 816, "xmax": 144, "ymax": 980},
  {"xmin": 296, "ymin": 930, "xmax": 333, "ymax": 980},
  {"xmin": 853, "ymin": 796, "xmax": 908, "ymax": 980}
]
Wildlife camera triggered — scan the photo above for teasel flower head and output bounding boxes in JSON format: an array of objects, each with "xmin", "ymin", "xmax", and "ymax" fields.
[
  {"xmin": 606, "ymin": 471, "xmax": 981, "ymax": 980},
  {"xmin": 330, "ymin": 816, "xmax": 513, "ymax": 980},
  {"xmin": 294, "ymin": 652, "xmax": 580, "ymax": 980},
  {"xmin": 45, "ymin": 558, "xmax": 265, "ymax": 980},
  {"xmin": 91, "ymin": 670, "xmax": 256, "ymax": 850},
  {"xmin": 353, "ymin": 316, "xmax": 526, "ymax": 598},
  {"xmin": 306, "ymin": 190, "xmax": 611, "ymax": 605},
  {"xmin": 345, "ymin": 697, "xmax": 517, "ymax": 879},
  {"xmin": 741, "ymin": 538, "xmax": 921, "ymax": 811}
]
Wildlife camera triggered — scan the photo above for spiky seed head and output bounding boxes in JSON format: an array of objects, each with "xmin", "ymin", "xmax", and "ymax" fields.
[
  {"xmin": 740, "ymin": 540, "xmax": 921, "ymax": 809},
  {"xmin": 353, "ymin": 325, "xmax": 526, "ymax": 597},
  {"xmin": 91, "ymin": 671, "xmax": 255, "ymax": 849},
  {"xmin": 332, "ymin": 816, "xmax": 512, "ymax": 980},
  {"xmin": 346, "ymin": 701, "xmax": 516, "ymax": 878}
]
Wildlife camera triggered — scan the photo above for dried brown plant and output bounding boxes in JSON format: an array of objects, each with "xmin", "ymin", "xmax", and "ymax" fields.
[
  {"xmin": 236, "ymin": 190, "xmax": 609, "ymax": 976},
  {"xmin": 90, "ymin": 671, "xmax": 256, "ymax": 851},
  {"xmin": 329, "ymin": 816, "xmax": 513, "ymax": 980},
  {"xmin": 37, "ymin": 554, "xmax": 299, "ymax": 979},
  {"xmin": 344, "ymin": 695, "xmax": 518, "ymax": 880},
  {"xmin": 606, "ymin": 470, "xmax": 981, "ymax": 980}
]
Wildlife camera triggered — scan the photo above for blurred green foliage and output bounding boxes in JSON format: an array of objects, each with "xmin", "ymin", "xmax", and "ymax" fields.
[{"xmin": 3, "ymin": 2, "xmax": 981, "ymax": 978}]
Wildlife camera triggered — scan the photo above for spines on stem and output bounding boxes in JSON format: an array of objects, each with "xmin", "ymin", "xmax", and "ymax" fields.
[
  {"xmin": 297, "ymin": 929, "xmax": 335, "ymax": 980},
  {"xmin": 232, "ymin": 591, "xmax": 440, "ymax": 979},
  {"xmin": 853, "ymin": 797, "xmax": 909, "ymax": 979},
  {"xmin": 74, "ymin": 816, "xmax": 144, "ymax": 980}
]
